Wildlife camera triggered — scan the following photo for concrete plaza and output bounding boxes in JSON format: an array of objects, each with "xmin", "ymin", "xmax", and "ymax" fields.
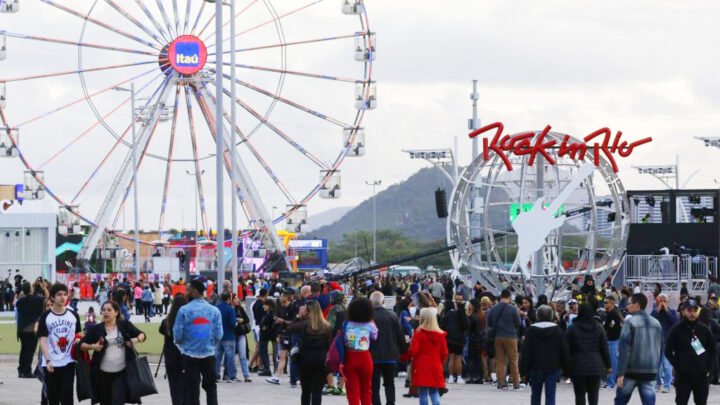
[{"xmin": 0, "ymin": 355, "xmax": 718, "ymax": 405}]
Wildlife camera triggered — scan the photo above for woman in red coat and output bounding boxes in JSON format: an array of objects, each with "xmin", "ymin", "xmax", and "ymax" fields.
[{"xmin": 400, "ymin": 307, "xmax": 448, "ymax": 405}]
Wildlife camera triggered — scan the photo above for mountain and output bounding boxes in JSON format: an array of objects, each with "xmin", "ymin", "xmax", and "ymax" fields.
[
  {"xmin": 305, "ymin": 206, "xmax": 353, "ymax": 231},
  {"xmin": 309, "ymin": 167, "xmax": 454, "ymax": 242}
]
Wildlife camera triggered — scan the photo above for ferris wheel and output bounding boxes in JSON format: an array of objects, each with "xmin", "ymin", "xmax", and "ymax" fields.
[{"xmin": 0, "ymin": 0, "xmax": 375, "ymax": 265}]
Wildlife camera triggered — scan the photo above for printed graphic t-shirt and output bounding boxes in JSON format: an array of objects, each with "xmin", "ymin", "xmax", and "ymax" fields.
[
  {"xmin": 344, "ymin": 321, "xmax": 378, "ymax": 351},
  {"xmin": 37, "ymin": 309, "xmax": 82, "ymax": 368}
]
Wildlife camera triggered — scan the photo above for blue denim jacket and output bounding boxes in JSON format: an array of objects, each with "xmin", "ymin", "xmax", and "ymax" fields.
[
  {"xmin": 173, "ymin": 298, "xmax": 223, "ymax": 358},
  {"xmin": 617, "ymin": 311, "xmax": 663, "ymax": 376}
]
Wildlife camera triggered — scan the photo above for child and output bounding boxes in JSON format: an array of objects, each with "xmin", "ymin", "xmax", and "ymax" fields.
[
  {"xmin": 400, "ymin": 308, "xmax": 448, "ymax": 405},
  {"xmin": 84, "ymin": 306, "xmax": 96, "ymax": 332}
]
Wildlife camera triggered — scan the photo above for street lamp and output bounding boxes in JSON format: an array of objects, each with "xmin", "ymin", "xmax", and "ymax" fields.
[
  {"xmin": 113, "ymin": 84, "xmax": 140, "ymax": 279},
  {"xmin": 365, "ymin": 179, "xmax": 381, "ymax": 264}
]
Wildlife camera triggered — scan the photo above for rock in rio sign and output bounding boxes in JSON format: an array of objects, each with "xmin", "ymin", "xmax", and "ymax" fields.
[
  {"xmin": 168, "ymin": 35, "xmax": 208, "ymax": 75},
  {"xmin": 469, "ymin": 122, "xmax": 653, "ymax": 172}
]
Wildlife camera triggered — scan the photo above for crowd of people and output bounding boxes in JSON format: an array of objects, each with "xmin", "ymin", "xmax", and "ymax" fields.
[{"xmin": 8, "ymin": 270, "xmax": 720, "ymax": 405}]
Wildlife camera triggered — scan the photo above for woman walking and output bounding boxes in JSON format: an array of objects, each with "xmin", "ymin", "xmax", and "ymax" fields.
[
  {"xmin": 288, "ymin": 301, "xmax": 332, "ymax": 405},
  {"xmin": 566, "ymin": 303, "xmax": 611, "ymax": 405},
  {"xmin": 343, "ymin": 297, "xmax": 377, "ymax": 405},
  {"xmin": 80, "ymin": 301, "xmax": 147, "ymax": 405},
  {"xmin": 159, "ymin": 294, "xmax": 188, "ymax": 405},
  {"xmin": 399, "ymin": 308, "xmax": 448, "ymax": 405},
  {"xmin": 233, "ymin": 294, "xmax": 252, "ymax": 382},
  {"xmin": 465, "ymin": 298, "xmax": 486, "ymax": 384}
]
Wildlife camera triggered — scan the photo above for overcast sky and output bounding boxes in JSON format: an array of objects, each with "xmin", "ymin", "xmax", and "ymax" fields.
[{"xmin": 1, "ymin": 0, "xmax": 720, "ymax": 233}]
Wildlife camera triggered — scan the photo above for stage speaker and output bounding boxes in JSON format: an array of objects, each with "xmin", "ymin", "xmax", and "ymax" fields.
[{"xmin": 435, "ymin": 188, "xmax": 448, "ymax": 218}]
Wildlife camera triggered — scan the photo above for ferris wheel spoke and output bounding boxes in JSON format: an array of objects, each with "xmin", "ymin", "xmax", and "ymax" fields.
[
  {"xmin": 184, "ymin": 85, "xmax": 210, "ymax": 232},
  {"xmin": 37, "ymin": 70, "xmax": 168, "ymax": 169},
  {"xmin": 201, "ymin": 0, "xmax": 259, "ymax": 43},
  {"xmin": 205, "ymin": 89, "xmax": 298, "ymax": 204},
  {"xmin": 216, "ymin": 62, "xmax": 359, "ymax": 83},
  {"xmin": 0, "ymin": 30, "xmax": 158, "ymax": 56},
  {"xmin": 207, "ymin": 81, "xmax": 329, "ymax": 169},
  {"xmin": 196, "ymin": 11, "xmax": 216, "ymax": 38},
  {"xmin": 208, "ymin": 0, "xmax": 323, "ymax": 50},
  {"xmin": 189, "ymin": 2, "xmax": 207, "ymax": 35},
  {"xmin": 154, "ymin": 0, "xmax": 177, "ymax": 39},
  {"xmin": 158, "ymin": 87, "xmax": 182, "ymax": 231},
  {"xmin": 1, "ymin": 61, "xmax": 155, "ymax": 83},
  {"xmin": 182, "ymin": 0, "xmax": 192, "ymax": 35},
  {"xmin": 104, "ymin": 0, "xmax": 167, "ymax": 46},
  {"xmin": 172, "ymin": 0, "xmax": 181, "ymax": 38},
  {"xmin": 38, "ymin": 0, "xmax": 160, "ymax": 50},
  {"xmin": 134, "ymin": 0, "xmax": 172, "ymax": 43},
  {"xmin": 219, "ymin": 71, "xmax": 352, "ymax": 128},
  {"xmin": 13, "ymin": 66, "xmax": 159, "ymax": 129},
  {"xmin": 71, "ymin": 123, "xmax": 133, "ymax": 204},
  {"xmin": 212, "ymin": 32, "xmax": 364, "ymax": 56}
]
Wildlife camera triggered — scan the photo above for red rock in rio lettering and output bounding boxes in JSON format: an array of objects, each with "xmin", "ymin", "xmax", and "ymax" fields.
[{"xmin": 469, "ymin": 122, "xmax": 652, "ymax": 173}]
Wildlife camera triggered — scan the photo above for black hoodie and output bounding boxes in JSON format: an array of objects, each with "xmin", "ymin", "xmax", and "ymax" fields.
[
  {"xmin": 565, "ymin": 304, "xmax": 611, "ymax": 377},
  {"xmin": 665, "ymin": 318, "xmax": 716, "ymax": 379},
  {"xmin": 520, "ymin": 321, "xmax": 570, "ymax": 376}
]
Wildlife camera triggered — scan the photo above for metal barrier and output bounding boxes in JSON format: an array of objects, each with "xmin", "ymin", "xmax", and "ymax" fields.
[{"xmin": 622, "ymin": 254, "xmax": 717, "ymax": 292}]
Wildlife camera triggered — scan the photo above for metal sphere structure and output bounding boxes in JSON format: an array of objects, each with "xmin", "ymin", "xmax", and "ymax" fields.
[
  {"xmin": 0, "ymin": 0, "xmax": 375, "ymax": 266},
  {"xmin": 448, "ymin": 130, "xmax": 629, "ymax": 298}
]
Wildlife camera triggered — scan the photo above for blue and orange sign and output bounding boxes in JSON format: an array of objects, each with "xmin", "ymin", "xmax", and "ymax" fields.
[{"xmin": 168, "ymin": 35, "xmax": 207, "ymax": 75}]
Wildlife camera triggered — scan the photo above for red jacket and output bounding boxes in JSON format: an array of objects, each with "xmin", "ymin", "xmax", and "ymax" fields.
[{"xmin": 399, "ymin": 328, "xmax": 448, "ymax": 388}]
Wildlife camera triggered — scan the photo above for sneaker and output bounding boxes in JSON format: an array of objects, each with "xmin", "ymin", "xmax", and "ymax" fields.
[
  {"xmin": 565, "ymin": 378, "xmax": 572, "ymax": 384},
  {"xmin": 228, "ymin": 378, "xmax": 241, "ymax": 383},
  {"xmin": 244, "ymin": 378, "xmax": 252, "ymax": 382},
  {"xmin": 446, "ymin": 377, "xmax": 452, "ymax": 384},
  {"xmin": 661, "ymin": 387, "xmax": 670, "ymax": 393},
  {"xmin": 497, "ymin": 385, "xmax": 508, "ymax": 390},
  {"xmin": 290, "ymin": 383, "xmax": 298, "ymax": 388},
  {"xmin": 265, "ymin": 377, "xmax": 280, "ymax": 385},
  {"xmin": 456, "ymin": 376, "xmax": 465, "ymax": 384},
  {"xmin": 336, "ymin": 388, "xmax": 346, "ymax": 396},
  {"xmin": 258, "ymin": 370, "xmax": 271, "ymax": 377},
  {"xmin": 398, "ymin": 371, "xmax": 407, "ymax": 378},
  {"xmin": 513, "ymin": 385, "xmax": 523, "ymax": 391}
]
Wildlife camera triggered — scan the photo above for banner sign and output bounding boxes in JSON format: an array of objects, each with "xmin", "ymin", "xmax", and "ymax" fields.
[{"xmin": 469, "ymin": 122, "xmax": 653, "ymax": 172}]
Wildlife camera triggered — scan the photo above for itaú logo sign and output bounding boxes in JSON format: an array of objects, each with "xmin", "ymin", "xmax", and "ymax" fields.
[{"xmin": 168, "ymin": 35, "xmax": 207, "ymax": 75}]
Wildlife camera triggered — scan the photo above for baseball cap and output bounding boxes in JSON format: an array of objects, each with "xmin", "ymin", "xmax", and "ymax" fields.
[
  {"xmin": 684, "ymin": 298, "xmax": 700, "ymax": 309},
  {"xmin": 568, "ymin": 299, "xmax": 578, "ymax": 304}
]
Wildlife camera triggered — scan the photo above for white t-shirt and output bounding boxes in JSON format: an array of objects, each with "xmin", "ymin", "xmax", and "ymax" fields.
[
  {"xmin": 100, "ymin": 327, "xmax": 126, "ymax": 373},
  {"xmin": 37, "ymin": 309, "xmax": 82, "ymax": 368}
]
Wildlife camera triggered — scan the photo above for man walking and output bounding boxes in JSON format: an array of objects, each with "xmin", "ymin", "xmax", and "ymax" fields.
[
  {"xmin": 16, "ymin": 281, "xmax": 44, "ymax": 378},
  {"xmin": 173, "ymin": 279, "xmax": 223, "ymax": 405},
  {"xmin": 369, "ymin": 291, "xmax": 407, "ymax": 405},
  {"xmin": 215, "ymin": 291, "xmax": 238, "ymax": 382},
  {"xmin": 603, "ymin": 296, "xmax": 623, "ymax": 389},
  {"xmin": 665, "ymin": 298, "xmax": 716, "ymax": 405},
  {"xmin": 487, "ymin": 289, "xmax": 521, "ymax": 390},
  {"xmin": 650, "ymin": 293, "xmax": 678, "ymax": 393},
  {"xmin": 615, "ymin": 293, "xmax": 663, "ymax": 405},
  {"xmin": 37, "ymin": 283, "xmax": 82, "ymax": 405}
]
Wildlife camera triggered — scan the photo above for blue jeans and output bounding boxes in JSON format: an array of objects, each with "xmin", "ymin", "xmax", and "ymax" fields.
[
  {"xmin": 417, "ymin": 387, "xmax": 440, "ymax": 405},
  {"xmin": 236, "ymin": 335, "xmax": 250, "ymax": 379},
  {"xmin": 656, "ymin": 355, "xmax": 672, "ymax": 389},
  {"xmin": 529, "ymin": 369, "xmax": 560, "ymax": 405},
  {"xmin": 215, "ymin": 340, "xmax": 237, "ymax": 380},
  {"xmin": 614, "ymin": 378, "xmax": 655, "ymax": 405},
  {"xmin": 606, "ymin": 340, "xmax": 619, "ymax": 388}
]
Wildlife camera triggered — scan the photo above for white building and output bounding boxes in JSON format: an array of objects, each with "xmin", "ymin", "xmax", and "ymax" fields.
[{"xmin": 0, "ymin": 199, "xmax": 56, "ymax": 281}]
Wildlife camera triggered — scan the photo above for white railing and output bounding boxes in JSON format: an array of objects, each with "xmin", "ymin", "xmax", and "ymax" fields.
[{"xmin": 623, "ymin": 254, "xmax": 717, "ymax": 282}]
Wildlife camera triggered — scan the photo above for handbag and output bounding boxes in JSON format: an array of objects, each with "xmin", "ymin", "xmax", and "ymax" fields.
[
  {"xmin": 325, "ymin": 322, "xmax": 346, "ymax": 374},
  {"xmin": 75, "ymin": 342, "xmax": 94, "ymax": 402},
  {"xmin": 125, "ymin": 349, "xmax": 158, "ymax": 400}
]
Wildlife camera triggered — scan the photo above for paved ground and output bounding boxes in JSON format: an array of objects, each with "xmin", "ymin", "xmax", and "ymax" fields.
[{"xmin": 0, "ymin": 355, "xmax": 718, "ymax": 405}]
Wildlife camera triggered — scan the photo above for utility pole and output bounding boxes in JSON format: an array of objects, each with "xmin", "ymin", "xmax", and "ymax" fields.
[
  {"xmin": 230, "ymin": 0, "xmax": 238, "ymax": 292},
  {"xmin": 365, "ymin": 180, "xmax": 381, "ymax": 264},
  {"xmin": 215, "ymin": 0, "xmax": 225, "ymax": 285},
  {"xmin": 469, "ymin": 80, "xmax": 480, "ymax": 159},
  {"xmin": 131, "ymin": 83, "xmax": 140, "ymax": 280}
]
